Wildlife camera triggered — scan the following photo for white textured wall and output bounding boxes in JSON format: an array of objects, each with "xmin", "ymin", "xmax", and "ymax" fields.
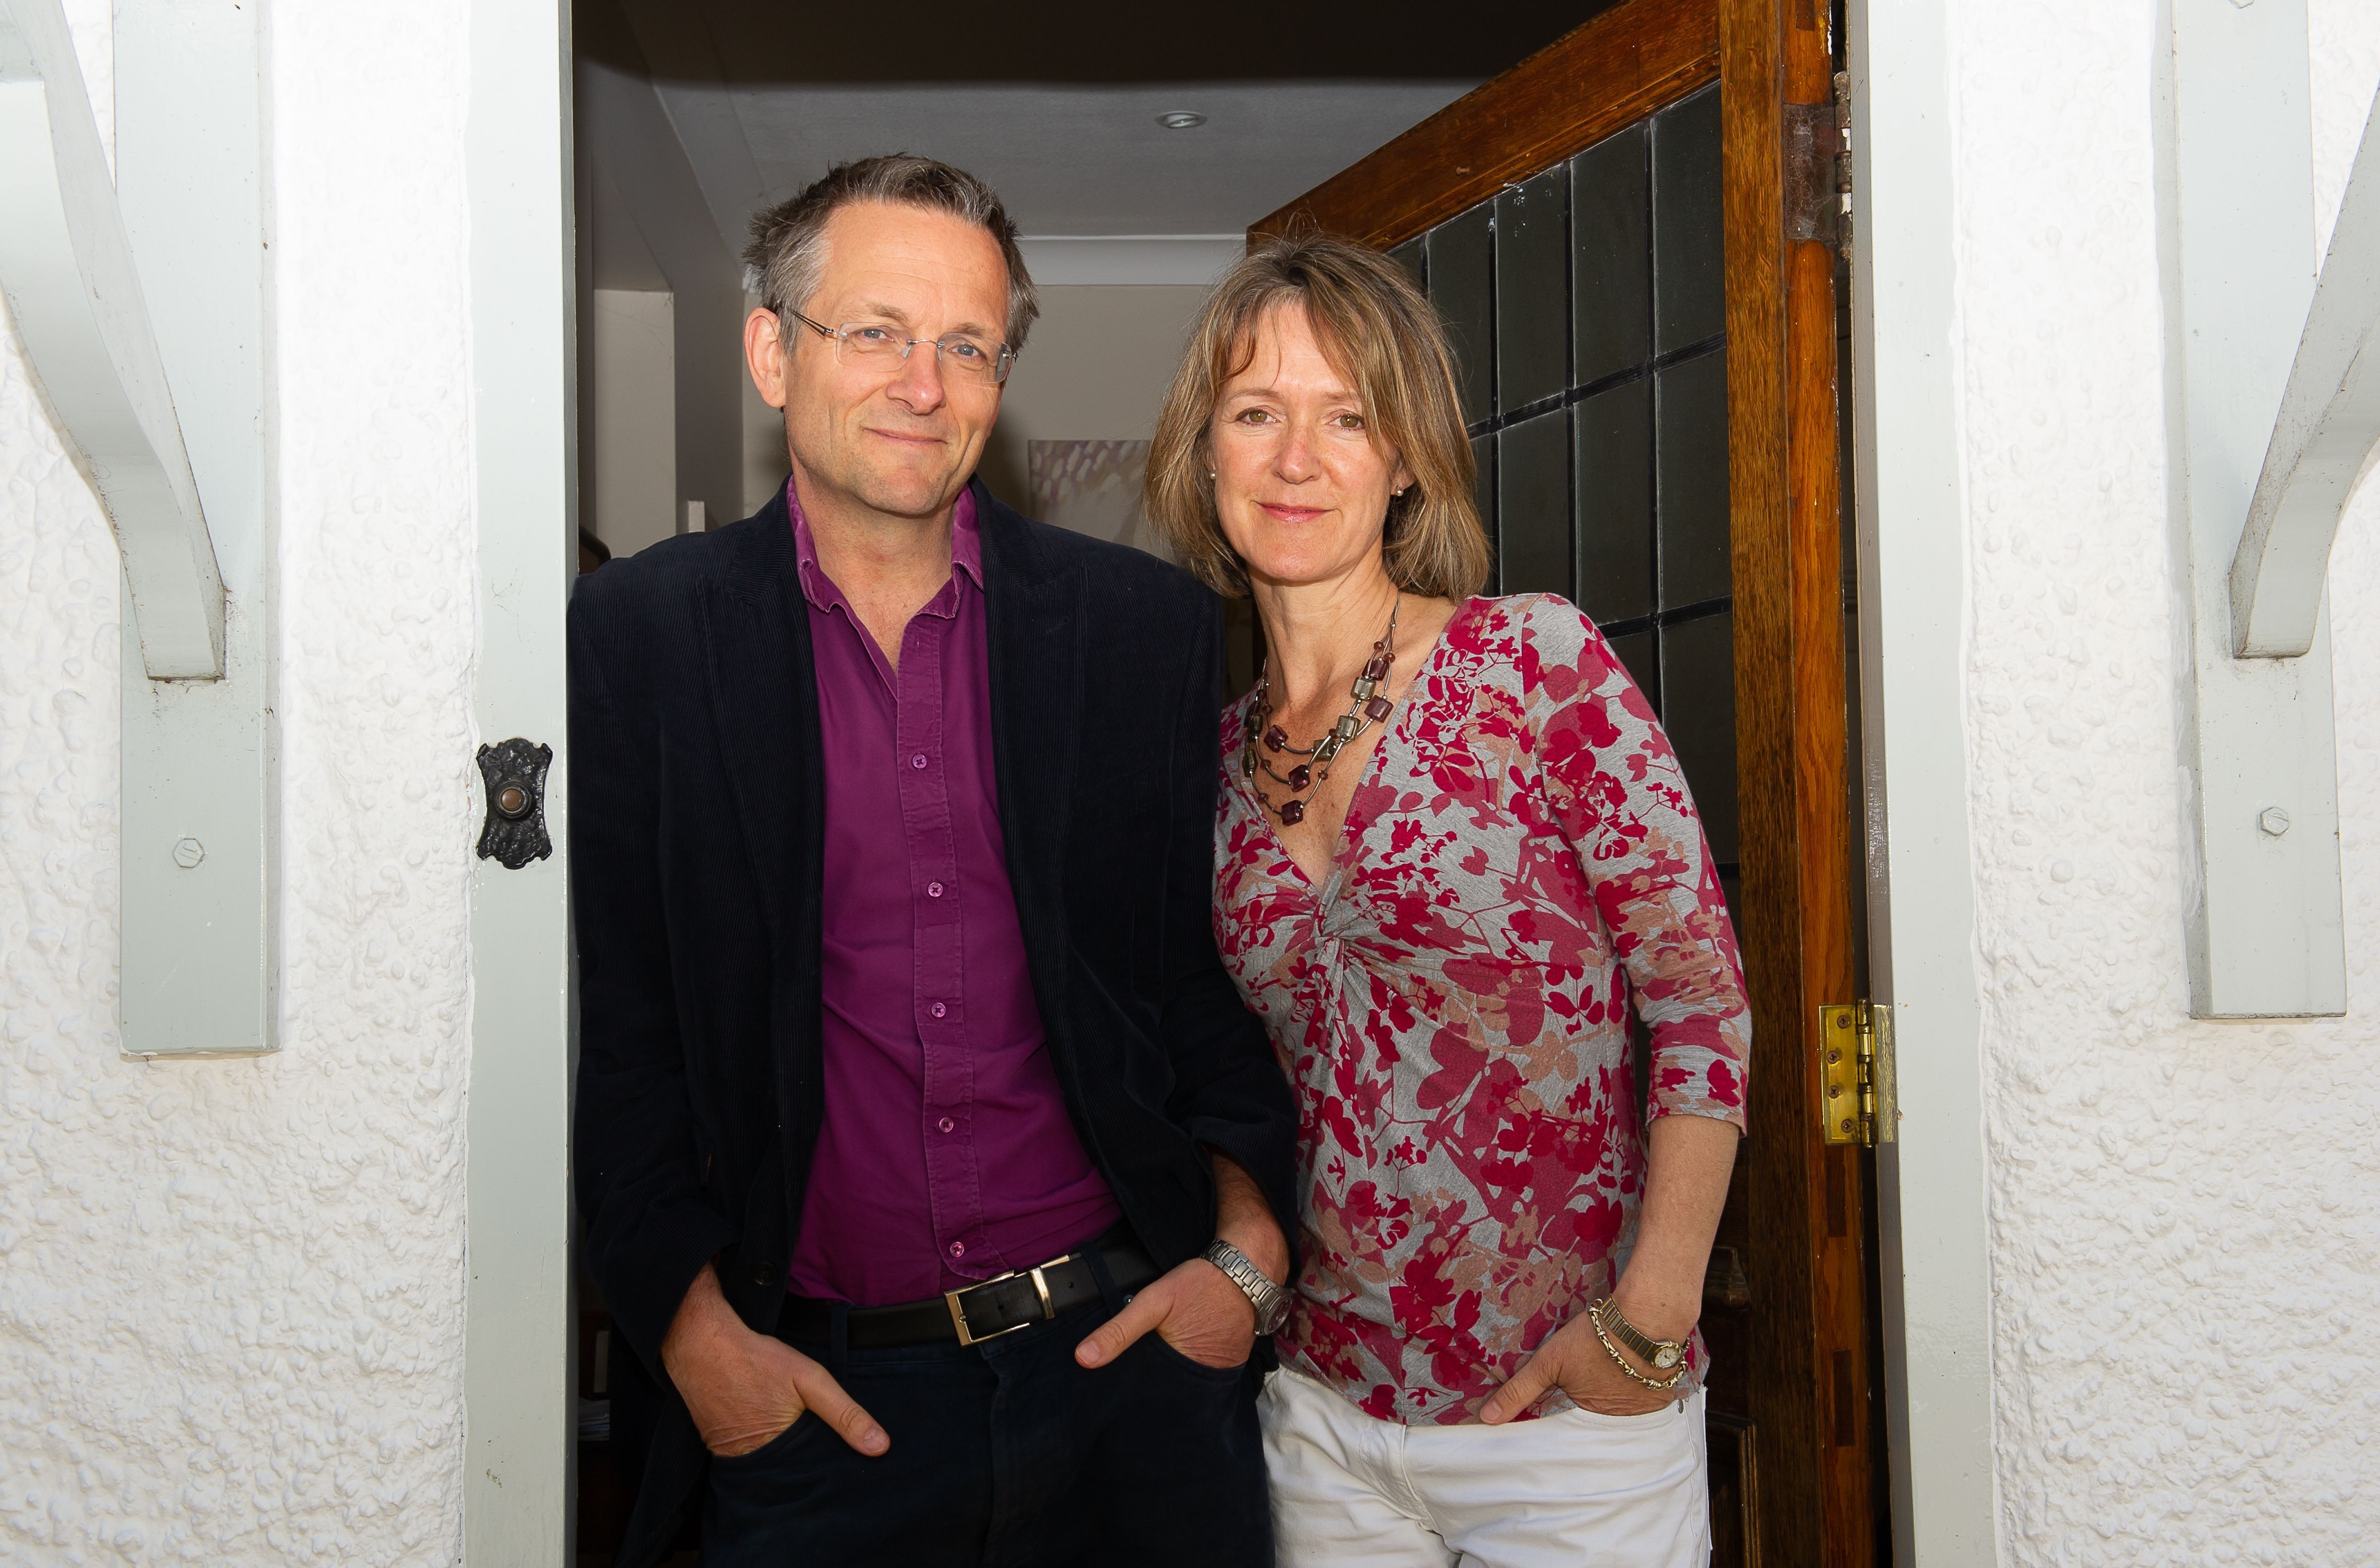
[
  {"xmin": 0, "ymin": 3, "xmax": 480, "ymax": 1562},
  {"xmin": 1953, "ymin": 3, "xmax": 2380, "ymax": 1562}
]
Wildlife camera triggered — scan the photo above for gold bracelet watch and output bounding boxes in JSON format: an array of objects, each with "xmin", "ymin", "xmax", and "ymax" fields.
[{"xmin": 1590, "ymin": 1298, "xmax": 1688, "ymax": 1376}]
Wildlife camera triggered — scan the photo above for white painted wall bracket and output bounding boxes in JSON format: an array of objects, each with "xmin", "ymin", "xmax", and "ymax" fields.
[
  {"xmin": 2232, "ymin": 87, "xmax": 2380, "ymax": 659},
  {"xmin": 0, "ymin": 0, "xmax": 223, "ymax": 679},
  {"xmin": 2162, "ymin": 0, "xmax": 2348, "ymax": 1019},
  {"xmin": 1, "ymin": 0, "xmax": 277, "ymax": 1056}
]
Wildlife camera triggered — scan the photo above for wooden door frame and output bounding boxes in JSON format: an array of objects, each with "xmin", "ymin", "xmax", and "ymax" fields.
[
  {"xmin": 1719, "ymin": 0, "xmax": 1871, "ymax": 1559},
  {"xmin": 1252, "ymin": 1, "xmax": 1880, "ymax": 1561},
  {"xmin": 1250, "ymin": 0, "xmax": 1718, "ymax": 246}
]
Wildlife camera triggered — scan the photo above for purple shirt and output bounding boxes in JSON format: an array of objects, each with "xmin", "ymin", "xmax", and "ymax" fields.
[{"xmin": 782, "ymin": 482, "xmax": 1120, "ymax": 1306}]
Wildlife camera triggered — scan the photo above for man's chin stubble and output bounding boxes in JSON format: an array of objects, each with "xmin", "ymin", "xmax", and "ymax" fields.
[{"xmin": 851, "ymin": 472, "xmax": 965, "ymax": 522}]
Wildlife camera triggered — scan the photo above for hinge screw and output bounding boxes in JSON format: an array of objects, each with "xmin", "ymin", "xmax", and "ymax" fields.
[
  {"xmin": 172, "ymin": 837, "xmax": 205, "ymax": 869},
  {"xmin": 2258, "ymin": 806, "xmax": 2291, "ymax": 837}
]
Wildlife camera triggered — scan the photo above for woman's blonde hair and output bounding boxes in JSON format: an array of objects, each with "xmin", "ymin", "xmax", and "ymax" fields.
[{"xmin": 1143, "ymin": 232, "xmax": 1491, "ymax": 601}]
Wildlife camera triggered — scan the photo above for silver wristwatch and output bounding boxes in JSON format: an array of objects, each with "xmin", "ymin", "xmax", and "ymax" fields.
[{"xmin": 1203, "ymin": 1240, "xmax": 1292, "ymax": 1335}]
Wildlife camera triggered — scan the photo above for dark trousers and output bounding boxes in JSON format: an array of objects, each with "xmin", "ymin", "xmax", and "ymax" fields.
[{"xmin": 701, "ymin": 1282, "xmax": 1273, "ymax": 1567}]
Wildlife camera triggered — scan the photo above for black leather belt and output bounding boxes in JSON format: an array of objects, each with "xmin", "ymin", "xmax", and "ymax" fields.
[{"xmin": 778, "ymin": 1246, "xmax": 1159, "ymax": 1351}]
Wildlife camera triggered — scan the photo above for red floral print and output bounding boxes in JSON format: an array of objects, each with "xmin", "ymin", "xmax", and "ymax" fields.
[{"xmin": 1215, "ymin": 595, "xmax": 1751, "ymax": 1425}]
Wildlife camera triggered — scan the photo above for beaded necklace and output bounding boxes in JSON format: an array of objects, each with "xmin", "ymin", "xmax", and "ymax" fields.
[{"xmin": 1241, "ymin": 596, "xmax": 1401, "ymax": 827}]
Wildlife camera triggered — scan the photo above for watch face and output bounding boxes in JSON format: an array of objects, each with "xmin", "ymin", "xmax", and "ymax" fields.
[{"xmin": 1653, "ymin": 1345, "xmax": 1682, "ymax": 1370}]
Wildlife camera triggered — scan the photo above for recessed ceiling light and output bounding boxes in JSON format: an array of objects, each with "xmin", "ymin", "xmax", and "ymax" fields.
[{"xmin": 1156, "ymin": 111, "xmax": 1207, "ymax": 131}]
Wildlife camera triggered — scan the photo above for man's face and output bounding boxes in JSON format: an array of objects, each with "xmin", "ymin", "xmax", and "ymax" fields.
[{"xmin": 746, "ymin": 201, "xmax": 1011, "ymax": 523}]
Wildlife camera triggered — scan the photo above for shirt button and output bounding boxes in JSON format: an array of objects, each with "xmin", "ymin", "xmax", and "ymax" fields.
[
  {"xmin": 939, "ymin": 1116, "xmax": 955, "ymax": 1133},
  {"xmin": 927, "ymin": 881, "xmax": 944, "ymax": 899},
  {"xmin": 910, "ymin": 753, "xmax": 928, "ymax": 769},
  {"xmin": 949, "ymin": 1241, "xmax": 966, "ymax": 1259},
  {"xmin": 931, "ymin": 1002, "xmax": 948, "ymax": 1019}
]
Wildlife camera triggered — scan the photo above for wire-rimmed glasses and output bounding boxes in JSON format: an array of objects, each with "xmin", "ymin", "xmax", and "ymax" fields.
[{"xmin": 787, "ymin": 309, "xmax": 1016, "ymax": 386}]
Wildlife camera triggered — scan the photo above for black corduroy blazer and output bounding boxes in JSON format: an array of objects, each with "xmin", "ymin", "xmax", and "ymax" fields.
[{"xmin": 568, "ymin": 481, "xmax": 1296, "ymax": 1565}]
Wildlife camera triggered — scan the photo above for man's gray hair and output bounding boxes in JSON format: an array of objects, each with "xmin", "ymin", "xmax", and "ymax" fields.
[{"xmin": 742, "ymin": 153, "xmax": 1040, "ymax": 352}]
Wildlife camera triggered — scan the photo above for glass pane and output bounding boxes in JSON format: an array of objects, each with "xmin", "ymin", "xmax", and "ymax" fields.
[
  {"xmin": 1497, "ymin": 409, "xmax": 1570, "ymax": 596},
  {"xmin": 1606, "ymin": 628, "xmax": 1660, "ymax": 713},
  {"xmin": 1389, "ymin": 235, "xmax": 1426, "ymax": 292},
  {"xmin": 1574, "ymin": 378, "xmax": 1654, "ymax": 626},
  {"xmin": 1659, "ymin": 610, "xmax": 1737, "ymax": 863},
  {"xmin": 1656, "ymin": 346, "xmax": 1729, "ymax": 609},
  {"xmin": 1496, "ymin": 167, "xmax": 1568, "ymax": 414},
  {"xmin": 1653, "ymin": 84, "xmax": 1724, "ymax": 354},
  {"xmin": 1429, "ymin": 202, "xmax": 1495, "ymax": 427},
  {"xmin": 1572, "ymin": 123, "xmax": 1651, "ymax": 388},
  {"xmin": 1471, "ymin": 431, "xmax": 1498, "ymax": 590}
]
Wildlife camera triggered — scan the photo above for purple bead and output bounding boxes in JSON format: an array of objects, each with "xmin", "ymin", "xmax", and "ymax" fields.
[
  {"xmin": 1363, "ymin": 655, "xmax": 1391, "ymax": 682},
  {"xmin": 1364, "ymin": 695, "xmax": 1393, "ymax": 722},
  {"xmin": 1264, "ymin": 725, "xmax": 1288, "ymax": 753},
  {"xmin": 1287, "ymin": 764, "xmax": 1312, "ymax": 790},
  {"xmin": 1279, "ymin": 799, "xmax": 1306, "ymax": 826}
]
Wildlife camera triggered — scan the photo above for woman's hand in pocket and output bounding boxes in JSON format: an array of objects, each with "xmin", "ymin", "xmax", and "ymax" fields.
[{"xmin": 1477, "ymin": 1311, "xmax": 1678, "ymax": 1423}]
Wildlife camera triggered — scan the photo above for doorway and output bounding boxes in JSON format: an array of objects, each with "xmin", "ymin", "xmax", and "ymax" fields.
[{"xmin": 559, "ymin": 1, "xmax": 1884, "ymax": 1563}]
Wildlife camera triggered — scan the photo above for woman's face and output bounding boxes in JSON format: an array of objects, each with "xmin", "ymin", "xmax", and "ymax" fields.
[{"xmin": 1209, "ymin": 302, "xmax": 1413, "ymax": 594}]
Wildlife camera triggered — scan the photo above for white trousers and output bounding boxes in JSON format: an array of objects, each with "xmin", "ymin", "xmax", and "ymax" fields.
[{"xmin": 1258, "ymin": 1365, "xmax": 1711, "ymax": 1568}]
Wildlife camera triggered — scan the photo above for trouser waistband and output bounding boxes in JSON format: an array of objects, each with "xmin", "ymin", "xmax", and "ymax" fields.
[{"xmin": 778, "ymin": 1244, "xmax": 1159, "ymax": 1351}]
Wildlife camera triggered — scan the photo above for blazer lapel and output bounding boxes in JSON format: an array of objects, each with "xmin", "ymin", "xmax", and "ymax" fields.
[
  {"xmin": 977, "ymin": 485, "xmax": 1083, "ymax": 992},
  {"xmin": 697, "ymin": 494, "xmax": 824, "ymax": 981}
]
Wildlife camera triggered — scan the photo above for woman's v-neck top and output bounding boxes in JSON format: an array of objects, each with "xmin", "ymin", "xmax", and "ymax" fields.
[{"xmin": 1214, "ymin": 594, "xmax": 1751, "ymax": 1424}]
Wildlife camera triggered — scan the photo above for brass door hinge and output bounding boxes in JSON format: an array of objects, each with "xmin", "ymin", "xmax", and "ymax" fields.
[{"xmin": 1818, "ymin": 1001, "xmax": 1896, "ymax": 1146}]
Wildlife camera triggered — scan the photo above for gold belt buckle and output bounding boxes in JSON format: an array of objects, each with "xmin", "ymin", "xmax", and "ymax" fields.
[{"xmin": 945, "ymin": 1252, "xmax": 1076, "ymax": 1347}]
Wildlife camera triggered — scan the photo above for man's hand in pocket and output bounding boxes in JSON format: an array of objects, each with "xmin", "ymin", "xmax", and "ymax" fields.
[{"xmin": 662, "ymin": 1263, "xmax": 889, "ymax": 1457}]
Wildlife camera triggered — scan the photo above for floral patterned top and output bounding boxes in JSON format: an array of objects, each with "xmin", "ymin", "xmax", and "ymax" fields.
[{"xmin": 1214, "ymin": 594, "xmax": 1751, "ymax": 1425}]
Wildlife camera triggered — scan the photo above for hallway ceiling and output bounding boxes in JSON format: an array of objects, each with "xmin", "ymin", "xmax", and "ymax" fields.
[
  {"xmin": 719, "ymin": 80, "xmax": 1480, "ymax": 237},
  {"xmin": 586, "ymin": 0, "xmax": 1619, "ymax": 252}
]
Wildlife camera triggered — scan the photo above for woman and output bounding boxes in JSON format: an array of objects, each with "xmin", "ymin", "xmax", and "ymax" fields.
[{"xmin": 1144, "ymin": 234, "xmax": 1751, "ymax": 1567}]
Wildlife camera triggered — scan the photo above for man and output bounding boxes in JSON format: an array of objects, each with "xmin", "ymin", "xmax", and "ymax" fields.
[{"xmin": 570, "ymin": 155, "xmax": 1296, "ymax": 1568}]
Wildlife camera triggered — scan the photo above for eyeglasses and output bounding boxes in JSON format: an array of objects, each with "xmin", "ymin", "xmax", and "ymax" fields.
[{"xmin": 787, "ymin": 310, "xmax": 1016, "ymax": 386}]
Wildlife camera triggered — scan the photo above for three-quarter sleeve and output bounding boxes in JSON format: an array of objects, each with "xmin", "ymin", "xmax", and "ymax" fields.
[{"xmin": 1522, "ymin": 598, "xmax": 1751, "ymax": 1129}]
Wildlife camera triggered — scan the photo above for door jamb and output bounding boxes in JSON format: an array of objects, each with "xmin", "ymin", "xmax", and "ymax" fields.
[
  {"xmin": 1842, "ymin": 1, "xmax": 2004, "ymax": 1562},
  {"xmin": 462, "ymin": 0, "xmax": 578, "ymax": 1561}
]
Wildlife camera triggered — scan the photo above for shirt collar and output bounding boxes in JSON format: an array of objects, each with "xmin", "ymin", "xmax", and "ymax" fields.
[{"xmin": 789, "ymin": 476, "xmax": 982, "ymax": 613}]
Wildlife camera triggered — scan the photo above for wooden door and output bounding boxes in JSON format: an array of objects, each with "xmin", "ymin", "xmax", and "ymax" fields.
[{"xmin": 1251, "ymin": 1, "xmax": 1877, "ymax": 1563}]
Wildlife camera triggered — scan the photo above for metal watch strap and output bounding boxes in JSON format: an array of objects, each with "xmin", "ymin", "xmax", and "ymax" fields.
[
  {"xmin": 1203, "ymin": 1240, "xmax": 1291, "ymax": 1334},
  {"xmin": 1594, "ymin": 1297, "xmax": 1685, "ymax": 1371}
]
